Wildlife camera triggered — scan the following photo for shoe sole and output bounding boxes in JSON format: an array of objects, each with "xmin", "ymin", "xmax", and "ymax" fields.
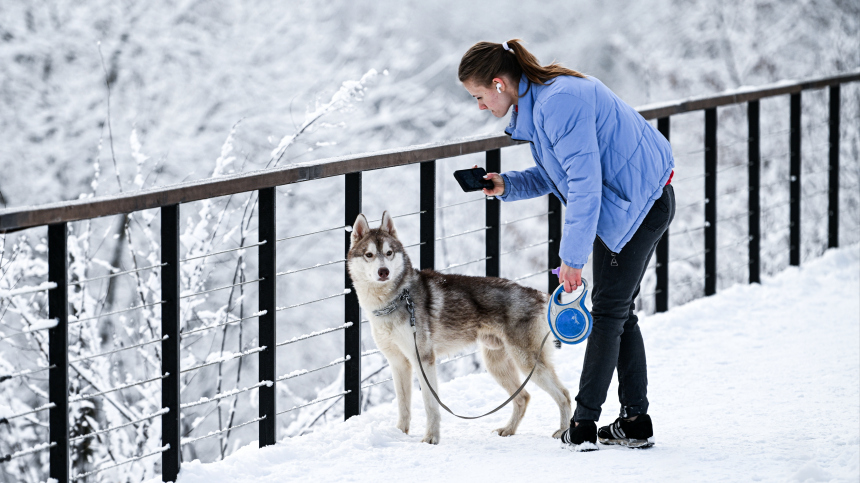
[
  {"xmin": 562, "ymin": 441, "xmax": 598, "ymax": 452},
  {"xmin": 598, "ymin": 436, "xmax": 655, "ymax": 449}
]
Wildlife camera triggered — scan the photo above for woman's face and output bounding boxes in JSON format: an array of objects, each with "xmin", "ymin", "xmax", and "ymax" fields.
[{"xmin": 462, "ymin": 76, "xmax": 516, "ymax": 118}]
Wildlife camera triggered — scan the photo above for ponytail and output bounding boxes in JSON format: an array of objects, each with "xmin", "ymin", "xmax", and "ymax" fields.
[{"xmin": 458, "ymin": 39, "xmax": 585, "ymax": 95}]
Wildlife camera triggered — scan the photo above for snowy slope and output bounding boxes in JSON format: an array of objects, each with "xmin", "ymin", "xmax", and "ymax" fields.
[{"xmin": 161, "ymin": 245, "xmax": 860, "ymax": 483}]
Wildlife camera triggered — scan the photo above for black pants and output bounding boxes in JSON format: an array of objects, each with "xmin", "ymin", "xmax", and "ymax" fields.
[{"xmin": 573, "ymin": 184, "xmax": 675, "ymax": 422}]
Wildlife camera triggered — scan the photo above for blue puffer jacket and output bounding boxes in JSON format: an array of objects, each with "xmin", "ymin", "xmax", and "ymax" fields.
[{"xmin": 500, "ymin": 74, "xmax": 674, "ymax": 268}]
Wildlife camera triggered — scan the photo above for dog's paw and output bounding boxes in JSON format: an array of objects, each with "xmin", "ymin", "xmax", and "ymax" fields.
[
  {"xmin": 421, "ymin": 433, "xmax": 440, "ymax": 445},
  {"xmin": 396, "ymin": 421, "xmax": 409, "ymax": 435},
  {"xmin": 494, "ymin": 426, "xmax": 517, "ymax": 437},
  {"xmin": 552, "ymin": 428, "xmax": 566, "ymax": 439}
]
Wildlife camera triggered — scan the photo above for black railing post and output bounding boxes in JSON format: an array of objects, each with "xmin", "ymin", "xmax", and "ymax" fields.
[
  {"xmin": 790, "ymin": 93, "xmax": 802, "ymax": 266},
  {"xmin": 420, "ymin": 161, "xmax": 436, "ymax": 271},
  {"xmin": 828, "ymin": 85, "xmax": 840, "ymax": 249},
  {"xmin": 485, "ymin": 150, "xmax": 501, "ymax": 278},
  {"xmin": 655, "ymin": 117, "xmax": 670, "ymax": 312},
  {"xmin": 161, "ymin": 205, "xmax": 181, "ymax": 482},
  {"xmin": 48, "ymin": 223, "xmax": 68, "ymax": 483},
  {"xmin": 748, "ymin": 101, "xmax": 761, "ymax": 284},
  {"xmin": 548, "ymin": 196, "xmax": 562, "ymax": 293},
  {"xmin": 344, "ymin": 173, "xmax": 362, "ymax": 419},
  {"xmin": 704, "ymin": 108, "xmax": 718, "ymax": 296},
  {"xmin": 258, "ymin": 187, "xmax": 277, "ymax": 446}
]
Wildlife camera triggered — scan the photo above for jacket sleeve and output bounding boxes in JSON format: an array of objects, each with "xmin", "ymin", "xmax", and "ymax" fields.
[
  {"xmin": 539, "ymin": 93, "xmax": 602, "ymax": 269},
  {"xmin": 497, "ymin": 165, "xmax": 553, "ymax": 202}
]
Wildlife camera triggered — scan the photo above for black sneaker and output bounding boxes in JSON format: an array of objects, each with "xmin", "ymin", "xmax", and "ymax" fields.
[
  {"xmin": 598, "ymin": 414, "xmax": 655, "ymax": 448},
  {"xmin": 561, "ymin": 420, "xmax": 598, "ymax": 452}
]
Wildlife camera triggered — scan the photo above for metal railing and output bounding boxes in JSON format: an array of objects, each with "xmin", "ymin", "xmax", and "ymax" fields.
[{"xmin": 0, "ymin": 69, "xmax": 858, "ymax": 482}]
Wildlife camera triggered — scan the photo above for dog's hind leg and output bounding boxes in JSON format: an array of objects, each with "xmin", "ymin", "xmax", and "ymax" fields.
[
  {"xmin": 512, "ymin": 347, "xmax": 572, "ymax": 439},
  {"xmin": 385, "ymin": 348, "xmax": 413, "ymax": 435},
  {"xmin": 482, "ymin": 346, "xmax": 530, "ymax": 437}
]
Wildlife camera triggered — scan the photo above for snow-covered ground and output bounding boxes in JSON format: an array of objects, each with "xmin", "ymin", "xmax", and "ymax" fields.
[{"xmin": 162, "ymin": 245, "xmax": 860, "ymax": 483}]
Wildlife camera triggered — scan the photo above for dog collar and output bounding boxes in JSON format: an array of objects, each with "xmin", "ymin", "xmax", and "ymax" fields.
[{"xmin": 371, "ymin": 289, "xmax": 408, "ymax": 317}]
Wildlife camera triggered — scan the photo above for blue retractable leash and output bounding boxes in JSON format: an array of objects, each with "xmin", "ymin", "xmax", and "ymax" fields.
[{"xmin": 547, "ymin": 268, "xmax": 593, "ymax": 345}]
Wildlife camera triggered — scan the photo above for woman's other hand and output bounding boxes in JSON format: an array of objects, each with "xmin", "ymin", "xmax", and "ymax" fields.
[
  {"xmin": 558, "ymin": 263, "xmax": 582, "ymax": 293},
  {"xmin": 473, "ymin": 164, "xmax": 505, "ymax": 196}
]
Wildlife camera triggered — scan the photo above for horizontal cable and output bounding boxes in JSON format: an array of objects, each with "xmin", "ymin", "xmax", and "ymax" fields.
[
  {"xmin": 71, "ymin": 445, "xmax": 169, "ymax": 481},
  {"xmin": 277, "ymin": 259, "xmax": 345, "ymax": 276},
  {"xmin": 181, "ymin": 347, "xmax": 266, "ymax": 374},
  {"xmin": 669, "ymin": 225, "xmax": 707, "ymax": 237},
  {"xmin": 180, "ymin": 278, "xmax": 263, "ymax": 299},
  {"xmin": 512, "ymin": 267, "xmax": 553, "ymax": 282},
  {"xmin": 366, "ymin": 211, "xmax": 425, "ymax": 224},
  {"xmin": 181, "ymin": 311, "xmax": 265, "ymax": 338},
  {"xmin": 70, "ymin": 301, "xmax": 164, "ymax": 325},
  {"xmin": 276, "ymin": 356, "xmax": 350, "ymax": 382},
  {"xmin": 0, "ymin": 403, "xmax": 56, "ymax": 425},
  {"xmin": 715, "ymin": 162, "xmax": 750, "ymax": 175},
  {"xmin": 500, "ymin": 240, "xmax": 551, "ymax": 256},
  {"xmin": 277, "ymin": 322, "xmax": 352, "ymax": 347},
  {"xmin": 717, "ymin": 212, "xmax": 752, "ymax": 223},
  {"xmin": 69, "ymin": 264, "xmax": 166, "ymax": 287},
  {"xmin": 436, "ymin": 197, "xmax": 486, "ymax": 210},
  {"xmin": 70, "ymin": 409, "xmax": 169, "ymax": 444},
  {"xmin": 181, "ymin": 241, "xmax": 266, "ymax": 263},
  {"xmin": 362, "ymin": 377, "xmax": 393, "ymax": 390},
  {"xmin": 181, "ymin": 381, "xmax": 272, "ymax": 410},
  {"xmin": 0, "ymin": 282, "xmax": 57, "ymax": 299},
  {"xmin": 0, "ymin": 442, "xmax": 56, "ymax": 463},
  {"xmin": 0, "ymin": 365, "xmax": 55, "ymax": 383},
  {"xmin": 278, "ymin": 225, "xmax": 349, "ymax": 243},
  {"xmin": 677, "ymin": 198, "xmax": 708, "ymax": 211},
  {"xmin": 276, "ymin": 390, "xmax": 350, "ymax": 416},
  {"xmin": 502, "ymin": 212, "xmax": 552, "ymax": 225},
  {"xmin": 439, "ymin": 350, "xmax": 479, "ymax": 365},
  {"xmin": 71, "ymin": 337, "xmax": 167, "ymax": 363},
  {"xmin": 718, "ymin": 237, "xmax": 753, "ymax": 251},
  {"xmin": 0, "ymin": 319, "xmax": 59, "ymax": 342},
  {"xmin": 436, "ymin": 226, "xmax": 488, "ymax": 242},
  {"xmin": 70, "ymin": 374, "xmax": 168, "ymax": 403},
  {"xmin": 181, "ymin": 415, "xmax": 265, "ymax": 446},
  {"xmin": 438, "ymin": 257, "xmax": 490, "ymax": 273},
  {"xmin": 276, "ymin": 290, "xmax": 351, "ymax": 311},
  {"xmin": 361, "ymin": 319, "xmax": 370, "ymax": 325},
  {"xmin": 673, "ymin": 172, "xmax": 706, "ymax": 183},
  {"xmin": 669, "ymin": 250, "xmax": 708, "ymax": 265},
  {"xmin": 361, "ymin": 349, "xmax": 381, "ymax": 357},
  {"xmin": 402, "ymin": 241, "xmax": 425, "ymax": 249}
]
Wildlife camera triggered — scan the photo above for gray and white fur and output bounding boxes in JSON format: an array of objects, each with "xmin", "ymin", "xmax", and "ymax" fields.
[{"xmin": 348, "ymin": 211, "xmax": 572, "ymax": 444}]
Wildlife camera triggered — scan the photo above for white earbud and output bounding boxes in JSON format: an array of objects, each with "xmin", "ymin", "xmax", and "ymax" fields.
[{"xmin": 496, "ymin": 83, "xmax": 502, "ymax": 93}]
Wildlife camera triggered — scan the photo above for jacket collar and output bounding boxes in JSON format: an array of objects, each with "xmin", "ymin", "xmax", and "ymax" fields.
[{"xmin": 504, "ymin": 74, "xmax": 536, "ymax": 143}]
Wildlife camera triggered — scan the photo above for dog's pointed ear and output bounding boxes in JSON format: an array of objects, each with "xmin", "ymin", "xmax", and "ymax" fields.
[
  {"xmin": 380, "ymin": 211, "xmax": 398, "ymax": 238},
  {"xmin": 351, "ymin": 214, "xmax": 370, "ymax": 248}
]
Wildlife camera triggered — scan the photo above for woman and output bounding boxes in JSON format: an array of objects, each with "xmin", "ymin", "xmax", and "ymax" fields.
[{"xmin": 459, "ymin": 39, "xmax": 675, "ymax": 451}]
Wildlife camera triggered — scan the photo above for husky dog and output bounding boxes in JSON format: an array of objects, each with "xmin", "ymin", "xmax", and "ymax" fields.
[{"xmin": 348, "ymin": 211, "xmax": 572, "ymax": 444}]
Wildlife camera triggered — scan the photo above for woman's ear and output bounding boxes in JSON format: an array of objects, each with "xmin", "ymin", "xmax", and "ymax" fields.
[
  {"xmin": 380, "ymin": 211, "xmax": 398, "ymax": 239},
  {"xmin": 351, "ymin": 214, "xmax": 370, "ymax": 248}
]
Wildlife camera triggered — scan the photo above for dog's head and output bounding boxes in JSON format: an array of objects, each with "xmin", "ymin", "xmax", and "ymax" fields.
[{"xmin": 347, "ymin": 211, "xmax": 412, "ymax": 286}]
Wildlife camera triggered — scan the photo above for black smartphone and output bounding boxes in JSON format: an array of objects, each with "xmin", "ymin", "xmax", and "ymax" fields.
[{"xmin": 453, "ymin": 167, "xmax": 495, "ymax": 192}]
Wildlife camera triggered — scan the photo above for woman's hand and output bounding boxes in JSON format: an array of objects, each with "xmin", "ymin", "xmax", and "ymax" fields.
[
  {"xmin": 473, "ymin": 164, "xmax": 505, "ymax": 196},
  {"xmin": 558, "ymin": 263, "xmax": 582, "ymax": 293}
]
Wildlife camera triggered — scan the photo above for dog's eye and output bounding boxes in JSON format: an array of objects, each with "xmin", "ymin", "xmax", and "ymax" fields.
[
  {"xmin": 386, "ymin": 250, "xmax": 393, "ymax": 257},
  {"xmin": 365, "ymin": 253, "xmax": 373, "ymax": 258}
]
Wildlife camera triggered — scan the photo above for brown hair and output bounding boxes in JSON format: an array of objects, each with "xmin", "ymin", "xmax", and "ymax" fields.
[{"xmin": 458, "ymin": 39, "xmax": 585, "ymax": 95}]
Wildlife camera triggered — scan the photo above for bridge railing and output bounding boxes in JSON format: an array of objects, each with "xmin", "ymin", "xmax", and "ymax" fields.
[{"xmin": 0, "ymin": 70, "xmax": 858, "ymax": 482}]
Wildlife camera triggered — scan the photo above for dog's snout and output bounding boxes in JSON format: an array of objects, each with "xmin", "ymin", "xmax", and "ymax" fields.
[{"xmin": 378, "ymin": 267, "xmax": 389, "ymax": 279}]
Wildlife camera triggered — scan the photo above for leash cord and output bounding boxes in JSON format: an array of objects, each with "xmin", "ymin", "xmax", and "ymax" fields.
[{"xmin": 403, "ymin": 289, "xmax": 553, "ymax": 420}]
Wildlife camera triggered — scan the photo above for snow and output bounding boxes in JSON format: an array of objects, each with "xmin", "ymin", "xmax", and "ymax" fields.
[{"xmin": 158, "ymin": 245, "xmax": 859, "ymax": 483}]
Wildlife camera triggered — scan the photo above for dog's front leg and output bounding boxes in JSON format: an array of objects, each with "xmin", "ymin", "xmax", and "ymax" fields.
[
  {"xmin": 386, "ymin": 350, "xmax": 413, "ymax": 435},
  {"xmin": 414, "ymin": 353, "xmax": 441, "ymax": 444}
]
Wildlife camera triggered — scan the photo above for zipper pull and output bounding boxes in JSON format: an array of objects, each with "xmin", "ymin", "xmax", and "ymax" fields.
[{"xmin": 611, "ymin": 253, "xmax": 618, "ymax": 267}]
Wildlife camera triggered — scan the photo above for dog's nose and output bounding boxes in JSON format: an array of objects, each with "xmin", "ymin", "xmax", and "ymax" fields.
[{"xmin": 378, "ymin": 267, "xmax": 389, "ymax": 279}]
